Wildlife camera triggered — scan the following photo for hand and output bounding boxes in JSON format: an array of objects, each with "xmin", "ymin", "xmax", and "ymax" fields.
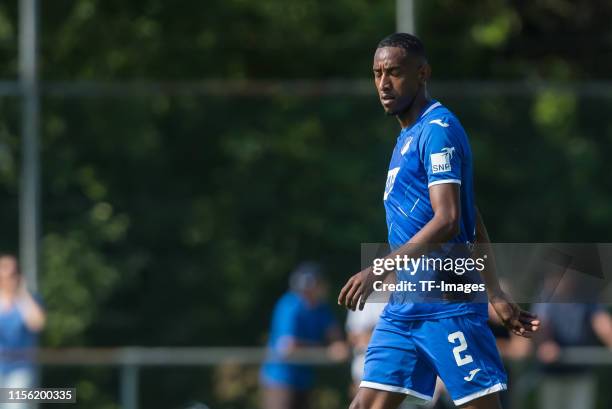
[
  {"xmin": 489, "ymin": 291, "xmax": 540, "ymax": 338},
  {"xmin": 327, "ymin": 341, "xmax": 350, "ymax": 362},
  {"xmin": 537, "ymin": 341, "xmax": 561, "ymax": 363},
  {"xmin": 337, "ymin": 268, "xmax": 375, "ymax": 311}
]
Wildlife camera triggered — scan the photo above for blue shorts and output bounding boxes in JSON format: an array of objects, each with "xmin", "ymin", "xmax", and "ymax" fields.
[{"xmin": 361, "ymin": 314, "xmax": 507, "ymax": 406}]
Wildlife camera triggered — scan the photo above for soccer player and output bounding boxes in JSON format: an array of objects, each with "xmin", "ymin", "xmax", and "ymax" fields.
[
  {"xmin": 0, "ymin": 254, "xmax": 46, "ymax": 398},
  {"xmin": 261, "ymin": 262, "xmax": 348, "ymax": 409},
  {"xmin": 337, "ymin": 33, "xmax": 540, "ymax": 409}
]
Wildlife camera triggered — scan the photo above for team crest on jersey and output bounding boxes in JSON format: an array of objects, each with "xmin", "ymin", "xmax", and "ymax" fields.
[
  {"xmin": 430, "ymin": 147, "xmax": 455, "ymax": 174},
  {"xmin": 384, "ymin": 167, "xmax": 400, "ymax": 200}
]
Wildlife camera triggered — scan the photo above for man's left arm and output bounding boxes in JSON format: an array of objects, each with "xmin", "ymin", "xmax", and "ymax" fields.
[{"xmin": 475, "ymin": 208, "xmax": 540, "ymax": 337}]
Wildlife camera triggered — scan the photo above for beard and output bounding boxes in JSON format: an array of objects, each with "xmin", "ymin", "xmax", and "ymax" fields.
[
  {"xmin": 385, "ymin": 100, "xmax": 411, "ymax": 116},
  {"xmin": 384, "ymin": 88, "xmax": 420, "ymax": 117}
]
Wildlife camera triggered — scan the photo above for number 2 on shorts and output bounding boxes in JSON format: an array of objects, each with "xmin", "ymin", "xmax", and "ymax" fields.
[{"xmin": 448, "ymin": 331, "xmax": 474, "ymax": 366}]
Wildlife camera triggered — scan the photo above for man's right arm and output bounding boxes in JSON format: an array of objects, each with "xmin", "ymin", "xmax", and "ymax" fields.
[{"xmin": 338, "ymin": 182, "xmax": 463, "ymax": 311}]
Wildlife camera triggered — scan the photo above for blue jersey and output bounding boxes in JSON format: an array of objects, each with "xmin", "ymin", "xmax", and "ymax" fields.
[
  {"xmin": 260, "ymin": 292, "xmax": 336, "ymax": 389},
  {"xmin": 380, "ymin": 100, "xmax": 487, "ymax": 320},
  {"xmin": 0, "ymin": 297, "xmax": 41, "ymax": 374}
]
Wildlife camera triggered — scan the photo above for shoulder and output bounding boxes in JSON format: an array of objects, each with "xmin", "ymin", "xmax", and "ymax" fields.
[
  {"xmin": 275, "ymin": 292, "xmax": 301, "ymax": 313},
  {"xmin": 421, "ymin": 105, "xmax": 464, "ymax": 137},
  {"xmin": 418, "ymin": 104, "xmax": 469, "ymax": 151}
]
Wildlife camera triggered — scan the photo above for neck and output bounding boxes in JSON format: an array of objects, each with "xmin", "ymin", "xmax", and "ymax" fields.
[{"xmin": 396, "ymin": 89, "xmax": 431, "ymax": 129}]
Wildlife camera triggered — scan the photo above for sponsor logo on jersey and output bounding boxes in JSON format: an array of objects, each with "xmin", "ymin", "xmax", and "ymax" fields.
[{"xmin": 431, "ymin": 147, "xmax": 455, "ymax": 174}]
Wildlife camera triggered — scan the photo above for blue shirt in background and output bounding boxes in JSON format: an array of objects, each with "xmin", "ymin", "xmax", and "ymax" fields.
[
  {"xmin": 0, "ymin": 299, "xmax": 40, "ymax": 375},
  {"xmin": 260, "ymin": 291, "xmax": 336, "ymax": 390}
]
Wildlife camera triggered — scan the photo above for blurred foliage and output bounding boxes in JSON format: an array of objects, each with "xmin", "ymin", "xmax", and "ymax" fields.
[{"xmin": 0, "ymin": 0, "xmax": 610, "ymax": 408}]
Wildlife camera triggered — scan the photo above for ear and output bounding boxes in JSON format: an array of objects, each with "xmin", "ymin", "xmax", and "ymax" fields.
[{"xmin": 418, "ymin": 62, "xmax": 431, "ymax": 84}]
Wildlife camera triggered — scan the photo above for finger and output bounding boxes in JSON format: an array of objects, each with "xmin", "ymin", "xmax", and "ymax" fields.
[
  {"xmin": 513, "ymin": 320, "xmax": 540, "ymax": 335},
  {"xmin": 358, "ymin": 295, "xmax": 366, "ymax": 311},
  {"xmin": 517, "ymin": 314, "xmax": 541, "ymax": 332},
  {"xmin": 513, "ymin": 329, "xmax": 532, "ymax": 338},
  {"xmin": 351, "ymin": 279, "xmax": 366, "ymax": 310},
  {"xmin": 509, "ymin": 321, "xmax": 530, "ymax": 336},
  {"xmin": 349, "ymin": 286, "xmax": 363, "ymax": 311},
  {"xmin": 518, "ymin": 319, "xmax": 541, "ymax": 333},
  {"xmin": 518, "ymin": 316, "xmax": 536, "ymax": 326},
  {"xmin": 345, "ymin": 282, "xmax": 361, "ymax": 311},
  {"xmin": 505, "ymin": 318, "xmax": 528, "ymax": 337},
  {"xmin": 338, "ymin": 279, "xmax": 353, "ymax": 305},
  {"xmin": 527, "ymin": 319, "xmax": 541, "ymax": 327},
  {"xmin": 517, "ymin": 325, "xmax": 537, "ymax": 335}
]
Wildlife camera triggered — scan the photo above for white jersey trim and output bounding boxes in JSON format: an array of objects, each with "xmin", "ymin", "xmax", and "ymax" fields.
[
  {"xmin": 360, "ymin": 381, "xmax": 432, "ymax": 402},
  {"xmin": 453, "ymin": 383, "xmax": 507, "ymax": 406},
  {"xmin": 420, "ymin": 101, "xmax": 442, "ymax": 118},
  {"xmin": 428, "ymin": 179, "xmax": 461, "ymax": 187}
]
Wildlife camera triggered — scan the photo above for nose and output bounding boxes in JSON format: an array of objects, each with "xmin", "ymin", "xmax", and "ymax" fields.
[{"xmin": 379, "ymin": 73, "xmax": 392, "ymax": 91}]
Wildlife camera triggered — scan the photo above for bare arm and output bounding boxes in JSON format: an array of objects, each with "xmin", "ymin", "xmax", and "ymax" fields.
[
  {"xmin": 474, "ymin": 207, "xmax": 501, "ymax": 296},
  {"xmin": 338, "ymin": 183, "xmax": 461, "ymax": 310},
  {"xmin": 476, "ymin": 208, "xmax": 540, "ymax": 337}
]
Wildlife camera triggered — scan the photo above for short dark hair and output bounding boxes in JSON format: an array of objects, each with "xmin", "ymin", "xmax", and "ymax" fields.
[
  {"xmin": 377, "ymin": 33, "xmax": 426, "ymax": 59},
  {"xmin": 289, "ymin": 261, "xmax": 322, "ymax": 292}
]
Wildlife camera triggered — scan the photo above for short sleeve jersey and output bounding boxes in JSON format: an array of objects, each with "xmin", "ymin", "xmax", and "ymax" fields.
[
  {"xmin": 381, "ymin": 100, "xmax": 487, "ymax": 320},
  {"xmin": 260, "ymin": 291, "xmax": 336, "ymax": 389}
]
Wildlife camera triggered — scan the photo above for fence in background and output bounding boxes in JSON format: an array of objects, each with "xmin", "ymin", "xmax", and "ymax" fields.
[{"xmin": 31, "ymin": 346, "xmax": 612, "ymax": 409}]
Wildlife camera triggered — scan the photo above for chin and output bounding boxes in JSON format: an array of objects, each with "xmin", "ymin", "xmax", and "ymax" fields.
[
  {"xmin": 385, "ymin": 107, "xmax": 401, "ymax": 116},
  {"xmin": 382, "ymin": 106, "xmax": 397, "ymax": 116},
  {"xmin": 382, "ymin": 103, "xmax": 405, "ymax": 116}
]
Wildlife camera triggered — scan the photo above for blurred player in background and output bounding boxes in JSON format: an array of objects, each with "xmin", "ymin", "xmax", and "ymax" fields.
[
  {"xmin": 338, "ymin": 33, "xmax": 540, "ymax": 409},
  {"xmin": 0, "ymin": 254, "xmax": 46, "ymax": 408},
  {"xmin": 261, "ymin": 262, "xmax": 348, "ymax": 409},
  {"xmin": 346, "ymin": 302, "xmax": 386, "ymax": 396},
  {"xmin": 533, "ymin": 275, "xmax": 612, "ymax": 409}
]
